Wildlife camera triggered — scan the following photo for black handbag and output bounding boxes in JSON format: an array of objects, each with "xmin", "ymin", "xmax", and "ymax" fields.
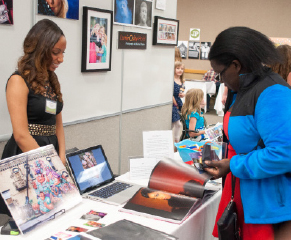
[{"xmin": 217, "ymin": 174, "xmax": 240, "ymax": 240}]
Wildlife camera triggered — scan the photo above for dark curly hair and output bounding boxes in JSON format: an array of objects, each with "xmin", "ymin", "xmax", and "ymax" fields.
[{"xmin": 17, "ymin": 19, "xmax": 64, "ymax": 102}]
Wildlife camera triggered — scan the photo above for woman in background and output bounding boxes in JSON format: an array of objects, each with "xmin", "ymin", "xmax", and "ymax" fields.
[{"xmin": 271, "ymin": 44, "xmax": 291, "ymax": 85}]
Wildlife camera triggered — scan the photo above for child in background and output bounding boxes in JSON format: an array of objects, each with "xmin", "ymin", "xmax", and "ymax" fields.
[
  {"xmin": 172, "ymin": 61, "xmax": 185, "ymax": 144},
  {"xmin": 181, "ymin": 88, "xmax": 206, "ymax": 141}
]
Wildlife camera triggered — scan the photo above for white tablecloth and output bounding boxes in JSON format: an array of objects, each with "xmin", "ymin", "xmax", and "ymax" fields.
[
  {"xmin": 214, "ymin": 83, "xmax": 225, "ymax": 116},
  {"xmin": 183, "ymin": 80, "xmax": 216, "ymax": 113},
  {"xmin": 1, "ymin": 154, "xmax": 221, "ymax": 240}
]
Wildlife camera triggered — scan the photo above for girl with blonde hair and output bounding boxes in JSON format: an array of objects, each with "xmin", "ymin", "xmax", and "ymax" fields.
[
  {"xmin": 181, "ymin": 88, "xmax": 206, "ymax": 140},
  {"xmin": 172, "ymin": 61, "xmax": 185, "ymax": 143}
]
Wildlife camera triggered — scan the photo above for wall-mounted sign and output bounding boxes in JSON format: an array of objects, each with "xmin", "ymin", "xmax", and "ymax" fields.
[
  {"xmin": 118, "ymin": 31, "xmax": 147, "ymax": 49},
  {"xmin": 189, "ymin": 28, "xmax": 200, "ymax": 41}
]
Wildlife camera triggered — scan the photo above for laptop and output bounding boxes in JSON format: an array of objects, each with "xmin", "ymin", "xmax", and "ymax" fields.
[{"xmin": 66, "ymin": 145, "xmax": 142, "ymax": 206}]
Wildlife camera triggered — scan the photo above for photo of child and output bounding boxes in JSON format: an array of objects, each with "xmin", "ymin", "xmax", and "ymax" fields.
[{"xmin": 89, "ymin": 17, "xmax": 108, "ymax": 64}]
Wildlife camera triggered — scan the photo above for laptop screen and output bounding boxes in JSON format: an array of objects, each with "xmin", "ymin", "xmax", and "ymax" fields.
[{"xmin": 66, "ymin": 145, "xmax": 115, "ymax": 195}]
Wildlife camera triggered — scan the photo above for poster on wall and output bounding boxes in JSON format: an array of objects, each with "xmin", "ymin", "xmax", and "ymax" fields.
[
  {"xmin": 270, "ymin": 37, "xmax": 291, "ymax": 47},
  {"xmin": 188, "ymin": 41, "xmax": 200, "ymax": 59},
  {"xmin": 134, "ymin": 0, "xmax": 152, "ymax": 28},
  {"xmin": 153, "ymin": 16, "xmax": 179, "ymax": 46},
  {"xmin": 38, "ymin": 0, "xmax": 79, "ymax": 20},
  {"xmin": 177, "ymin": 41, "xmax": 188, "ymax": 59},
  {"xmin": 81, "ymin": 7, "xmax": 113, "ymax": 72},
  {"xmin": 0, "ymin": 0, "xmax": 13, "ymax": 25},
  {"xmin": 0, "ymin": 145, "xmax": 82, "ymax": 234},
  {"xmin": 189, "ymin": 28, "xmax": 200, "ymax": 41},
  {"xmin": 118, "ymin": 31, "xmax": 147, "ymax": 49},
  {"xmin": 113, "ymin": 0, "xmax": 134, "ymax": 25},
  {"xmin": 200, "ymin": 42, "xmax": 211, "ymax": 60}
]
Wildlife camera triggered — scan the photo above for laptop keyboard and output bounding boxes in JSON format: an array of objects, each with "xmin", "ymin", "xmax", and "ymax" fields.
[{"xmin": 89, "ymin": 182, "xmax": 133, "ymax": 199}]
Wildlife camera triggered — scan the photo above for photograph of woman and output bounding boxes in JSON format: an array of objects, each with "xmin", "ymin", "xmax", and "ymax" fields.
[
  {"xmin": 89, "ymin": 19, "xmax": 108, "ymax": 64},
  {"xmin": 38, "ymin": 0, "xmax": 79, "ymax": 20}
]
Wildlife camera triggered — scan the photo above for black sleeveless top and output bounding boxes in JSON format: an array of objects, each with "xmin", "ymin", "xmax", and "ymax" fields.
[{"xmin": 1, "ymin": 71, "xmax": 63, "ymax": 159}]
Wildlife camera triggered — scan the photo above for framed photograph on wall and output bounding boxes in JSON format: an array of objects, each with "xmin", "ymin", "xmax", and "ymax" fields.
[
  {"xmin": 0, "ymin": 0, "xmax": 13, "ymax": 24},
  {"xmin": 134, "ymin": 0, "xmax": 153, "ymax": 28},
  {"xmin": 81, "ymin": 7, "xmax": 113, "ymax": 72},
  {"xmin": 38, "ymin": 0, "xmax": 80, "ymax": 20},
  {"xmin": 200, "ymin": 41, "xmax": 211, "ymax": 60},
  {"xmin": 113, "ymin": 0, "xmax": 134, "ymax": 26},
  {"xmin": 188, "ymin": 41, "xmax": 200, "ymax": 59},
  {"xmin": 153, "ymin": 16, "xmax": 179, "ymax": 46}
]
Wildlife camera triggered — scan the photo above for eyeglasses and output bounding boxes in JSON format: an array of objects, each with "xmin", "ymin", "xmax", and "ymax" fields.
[{"xmin": 215, "ymin": 65, "xmax": 230, "ymax": 83}]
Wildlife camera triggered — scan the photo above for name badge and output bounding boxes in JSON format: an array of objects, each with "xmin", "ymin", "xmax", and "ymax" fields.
[{"xmin": 45, "ymin": 99, "xmax": 57, "ymax": 115}]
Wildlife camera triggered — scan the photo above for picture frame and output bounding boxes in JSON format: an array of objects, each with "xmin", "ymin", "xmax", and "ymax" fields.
[
  {"xmin": 81, "ymin": 7, "xmax": 113, "ymax": 72},
  {"xmin": 153, "ymin": 16, "xmax": 179, "ymax": 46}
]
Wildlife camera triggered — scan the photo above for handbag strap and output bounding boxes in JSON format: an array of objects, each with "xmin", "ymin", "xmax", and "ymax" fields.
[{"xmin": 231, "ymin": 174, "xmax": 235, "ymax": 200}]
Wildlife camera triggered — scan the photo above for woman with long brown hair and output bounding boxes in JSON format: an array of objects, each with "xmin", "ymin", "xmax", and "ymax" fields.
[{"xmin": 1, "ymin": 19, "xmax": 67, "ymax": 215}]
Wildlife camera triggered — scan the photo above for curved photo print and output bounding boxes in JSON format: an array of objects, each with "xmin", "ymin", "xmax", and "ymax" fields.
[{"xmin": 0, "ymin": 145, "xmax": 82, "ymax": 234}]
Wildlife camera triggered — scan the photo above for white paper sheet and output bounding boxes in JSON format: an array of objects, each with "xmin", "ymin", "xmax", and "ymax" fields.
[
  {"xmin": 156, "ymin": 0, "xmax": 166, "ymax": 10},
  {"xmin": 143, "ymin": 130, "xmax": 174, "ymax": 161},
  {"xmin": 129, "ymin": 157, "xmax": 158, "ymax": 180}
]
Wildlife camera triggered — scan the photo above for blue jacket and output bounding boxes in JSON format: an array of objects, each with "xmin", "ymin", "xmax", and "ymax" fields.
[{"xmin": 228, "ymin": 68, "xmax": 291, "ymax": 224}]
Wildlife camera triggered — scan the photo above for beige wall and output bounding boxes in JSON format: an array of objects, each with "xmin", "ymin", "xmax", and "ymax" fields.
[{"xmin": 177, "ymin": 0, "xmax": 291, "ymax": 71}]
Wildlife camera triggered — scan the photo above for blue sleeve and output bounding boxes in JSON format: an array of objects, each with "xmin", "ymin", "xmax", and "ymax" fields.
[
  {"xmin": 230, "ymin": 85, "xmax": 291, "ymax": 179},
  {"xmin": 190, "ymin": 111, "xmax": 199, "ymax": 119}
]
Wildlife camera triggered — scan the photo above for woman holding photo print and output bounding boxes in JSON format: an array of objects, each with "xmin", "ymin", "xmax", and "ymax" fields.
[{"xmin": 204, "ymin": 26, "xmax": 291, "ymax": 239}]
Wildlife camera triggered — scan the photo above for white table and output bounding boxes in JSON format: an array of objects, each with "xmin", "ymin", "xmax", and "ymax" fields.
[
  {"xmin": 1, "ymin": 155, "xmax": 221, "ymax": 240},
  {"xmin": 183, "ymin": 80, "xmax": 216, "ymax": 113},
  {"xmin": 214, "ymin": 83, "xmax": 225, "ymax": 116}
]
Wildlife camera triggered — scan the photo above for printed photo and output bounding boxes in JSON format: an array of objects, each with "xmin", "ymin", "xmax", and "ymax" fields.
[
  {"xmin": 177, "ymin": 41, "xmax": 188, "ymax": 59},
  {"xmin": 50, "ymin": 231, "xmax": 72, "ymax": 240},
  {"xmin": 66, "ymin": 226, "xmax": 89, "ymax": 233},
  {"xmin": 153, "ymin": 16, "xmax": 179, "ymax": 46},
  {"xmin": 81, "ymin": 7, "xmax": 113, "ymax": 72},
  {"xmin": 200, "ymin": 42, "xmax": 211, "ymax": 60},
  {"xmin": 114, "ymin": 0, "xmax": 134, "ymax": 25},
  {"xmin": 0, "ymin": 0, "xmax": 13, "ymax": 24},
  {"xmin": 0, "ymin": 145, "xmax": 81, "ymax": 234},
  {"xmin": 84, "ymin": 221, "xmax": 105, "ymax": 228},
  {"xmin": 188, "ymin": 41, "xmax": 200, "ymax": 59},
  {"xmin": 38, "ymin": 0, "xmax": 79, "ymax": 20},
  {"xmin": 134, "ymin": 0, "xmax": 152, "ymax": 28}
]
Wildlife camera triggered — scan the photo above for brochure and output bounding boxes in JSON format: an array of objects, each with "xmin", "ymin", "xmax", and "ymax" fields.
[{"xmin": 120, "ymin": 158, "xmax": 214, "ymax": 224}]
